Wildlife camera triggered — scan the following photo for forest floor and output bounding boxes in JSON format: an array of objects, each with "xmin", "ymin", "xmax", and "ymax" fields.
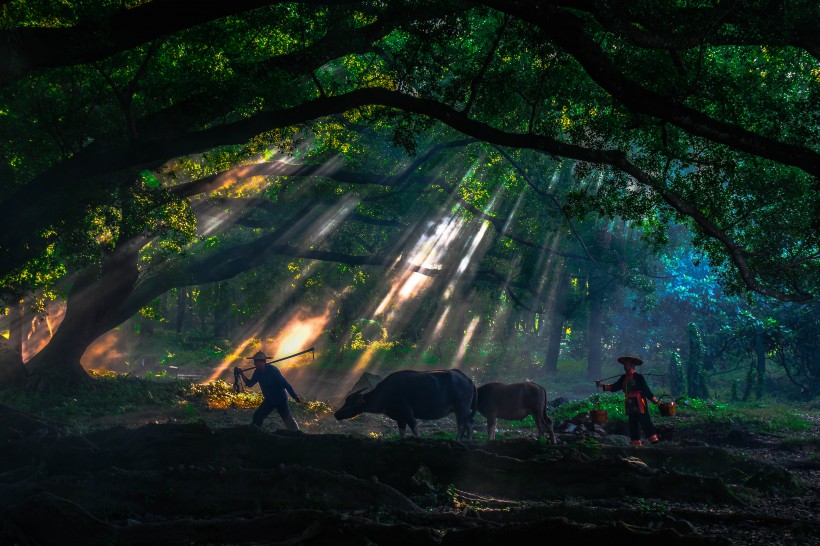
[{"xmin": 1, "ymin": 368, "xmax": 818, "ymax": 545}]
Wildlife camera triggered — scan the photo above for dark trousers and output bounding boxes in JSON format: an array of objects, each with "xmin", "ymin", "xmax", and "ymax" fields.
[
  {"xmin": 628, "ymin": 412, "xmax": 657, "ymax": 442},
  {"xmin": 252, "ymin": 398, "xmax": 299, "ymax": 431}
]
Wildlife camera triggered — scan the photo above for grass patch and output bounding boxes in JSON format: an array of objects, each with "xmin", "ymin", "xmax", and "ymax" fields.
[
  {"xmin": 552, "ymin": 393, "xmax": 628, "ymax": 423},
  {"xmin": 547, "ymin": 393, "xmax": 814, "ymax": 434},
  {"xmin": 0, "ymin": 372, "xmax": 338, "ymax": 427},
  {"xmin": 0, "ymin": 370, "xmax": 189, "ymax": 421},
  {"xmin": 674, "ymin": 399, "xmax": 814, "ymax": 433},
  {"xmin": 186, "ymin": 379, "xmax": 263, "ymax": 409}
]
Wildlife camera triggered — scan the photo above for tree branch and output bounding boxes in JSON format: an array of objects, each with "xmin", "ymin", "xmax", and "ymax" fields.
[
  {"xmin": 0, "ymin": 0, "xmax": 365, "ymax": 88},
  {"xmin": 1, "ymin": 88, "xmax": 811, "ymax": 301},
  {"xmin": 483, "ymin": 1, "xmax": 820, "ymax": 178}
]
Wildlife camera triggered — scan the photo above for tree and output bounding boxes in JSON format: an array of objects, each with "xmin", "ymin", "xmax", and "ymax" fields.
[
  {"xmin": 686, "ymin": 322, "xmax": 709, "ymax": 399},
  {"xmin": 1, "ymin": 1, "xmax": 818, "ymax": 384}
]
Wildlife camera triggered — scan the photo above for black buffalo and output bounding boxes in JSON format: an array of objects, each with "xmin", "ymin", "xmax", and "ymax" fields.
[
  {"xmin": 334, "ymin": 369, "xmax": 477, "ymax": 440},
  {"xmin": 477, "ymin": 381, "xmax": 556, "ymax": 443}
]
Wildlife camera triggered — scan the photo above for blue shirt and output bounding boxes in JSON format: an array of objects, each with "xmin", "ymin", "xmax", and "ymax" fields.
[{"xmin": 246, "ymin": 364, "xmax": 298, "ymax": 404}]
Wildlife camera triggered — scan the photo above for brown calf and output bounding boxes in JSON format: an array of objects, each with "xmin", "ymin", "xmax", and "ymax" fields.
[{"xmin": 477, "ymin": 382, "xmax": 556, "ymax": 443}]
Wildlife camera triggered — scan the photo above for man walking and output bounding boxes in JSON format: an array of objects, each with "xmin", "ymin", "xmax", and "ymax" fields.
[{"xmin": 236, "ymin": 351, "xmax": 302, "ymax": 431}]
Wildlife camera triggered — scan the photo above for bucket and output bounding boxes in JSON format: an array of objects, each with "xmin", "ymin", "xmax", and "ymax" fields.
[
  {"xmin": 658, "ymin": 394, "xmax": 676, "ymax": 416},
  {"xmin": 589, "ymin": 409, "xmax": 608, "ymax": 424}
]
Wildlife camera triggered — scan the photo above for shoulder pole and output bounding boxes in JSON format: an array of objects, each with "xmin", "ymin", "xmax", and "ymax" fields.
[
  {"xmin": 269, "ymin": 346, "xmax": 315, "ymax": 364},
  {"xmin": 237, "ymin": 346, "xmax": 316, "ymax": 373}
]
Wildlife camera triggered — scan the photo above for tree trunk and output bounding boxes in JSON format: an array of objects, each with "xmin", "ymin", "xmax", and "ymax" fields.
[
  {"xmin": 754, "ymin": 326, "xmax": 766, "ymax": 400},
  {"xmin": 10, "ymin": 297, "xmax": 25, "ymax": 362},
  {"xmin": 0, "ymin": 333, "xmax": 26, "ymax": 386},
  {"xmin": 586, "ymin": 285, "xmax": 603, "ymax": 379},
  {"xmin": 175, "ymin": 288, "xmax": 188, "ymax": 335},
  {"xmin": 139, "ymin": 314, "xmax": 155, "ymax": 337},
  {"xmin": 543, "ymin": 268, "xmax": 571, "ymax": 375},
  {"xmin": 160, "ymin": 292, "xmax": 169, "ymax": 324},
  {"xmin": 543, "ymin": 315, "xmax": 564, "ymax": 375},
  {"xmin": 687, "ymin": 322, "xmax": 708, "ymax": 399},
  {"xmin": 26, "ymin": 241, "xmax": 142, "ymax": 388},
  {"xmin": 668, "ymin": 351, "xmax": 687, "ymax": 397},
  {"xmin": 213, "ymin": 282, "xmax": 232, "ymax": 339}
]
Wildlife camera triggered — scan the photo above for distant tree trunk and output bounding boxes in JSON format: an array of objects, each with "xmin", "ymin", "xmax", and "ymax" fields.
[
  {"xmin": 499, "ymin": 307, "xmax": 519, "ymax": 364},
  {"xmin": 522, "ymin": 312, "xmax": 532, "ymax": 334},
  {"xmin": 175, "ymin": 289, "xmax": 188, "ymax": 335},
  {"xmin": 213, "ymin": 282, "xmax": 232, "ymax": 339},
  {"xmin": 754, "ymin": 326, "xmax": 766, "ymax": 400},
  {"xmin": 586, "ymin": 281, "xmax": 603, "ymax": 379},
  {"xmin": 742, "ymin": 361, "xmax": 755, "ymax": 401},
  {"xmin": 543, "ymin": 269, "xmax": 571, "ymax": 375},
  {"xmin": 27, "ymin": 241, "xmax": 142, "ymax": 387},
  {"xmin": 198, "ymin": 286, "xmax": 209, "ymax": 331},
  {"xmin": 139, "ymin": 314, "xmax": 155, "ymax": 337},
  {"xmin": 668, "ymin": 351, "xmax": 687, "ymax": 397},
  {"xmin": 160, "ymin": 292, "xmax": 169, "ymax": 326},
  {"xmin": 543, "ymin": 315, "xmax": 564, "ymax": 375},
  {"xmin": 686, "ymin": 322, "xmax": 708, "ymax": 399},
  {"xmin": 333, "ymin": 295, "xmax": 357, "ymax": 365},
  {"xmin": 586, "ymin": 226, "xmax": 613, "ymax": 379}
]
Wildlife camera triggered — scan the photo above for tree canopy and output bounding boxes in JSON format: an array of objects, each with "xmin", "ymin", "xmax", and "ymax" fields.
[{"xmin": 0, "ymin": 0, "xmax": 818, "ymax": 384}]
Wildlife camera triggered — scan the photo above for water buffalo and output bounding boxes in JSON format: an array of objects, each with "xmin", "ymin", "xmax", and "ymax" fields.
[
  {"xmin": 334, "ymin": 369, "xmax": 477, "ymax": 440},
  {"xmin": 477, "ymin": 381, "xmax": 556, "ymax": 443}
]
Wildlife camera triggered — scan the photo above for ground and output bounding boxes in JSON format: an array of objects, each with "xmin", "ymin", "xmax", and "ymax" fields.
[{"xmin": 0, "ymin": 368, "xmax": 818, "ymax": 545}]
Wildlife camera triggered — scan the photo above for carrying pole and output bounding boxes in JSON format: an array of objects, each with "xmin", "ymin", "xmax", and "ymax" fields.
[
  {"xmin": 233, "ymin": 347, "xmax": 315, "ymax": 392},
  {"xmin": 237, "ymin": 347, "xmax": 315, "ymax": 372}
]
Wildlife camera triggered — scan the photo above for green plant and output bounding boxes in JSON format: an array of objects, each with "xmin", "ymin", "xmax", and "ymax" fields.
[
  {"xmin": 668, "ymin": 351, "xmax": 687, "ymax": 397},
  {"xmin": 0, "ymin": 372, "xmax": 189, "ymax": 421},
  {"xmin": 687, "ymin": 322, "xmax": 708, "ymax": 399},
  {"xmin": 637, "ymin": 497, "xmax": 669, "ymax": 515}
]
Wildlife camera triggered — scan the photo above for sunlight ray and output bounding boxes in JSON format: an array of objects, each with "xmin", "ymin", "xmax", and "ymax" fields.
[{"xmin": 453, "ymin": 315, "xmax": 480, "ymax": 368}]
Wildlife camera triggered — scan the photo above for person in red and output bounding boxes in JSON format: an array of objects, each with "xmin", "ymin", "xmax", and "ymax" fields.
[{"xmin": 596, "ymin": 356, "xmax": 659, "ymax": 446}]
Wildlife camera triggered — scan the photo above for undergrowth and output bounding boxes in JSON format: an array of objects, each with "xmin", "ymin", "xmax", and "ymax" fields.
[
  {"xmin": 0, "ymin": 371, "xmax": 814, "ymax": 436},
  {"xmin": 0, "ymin": 370, "xmax": 188, "ymax": 420}
]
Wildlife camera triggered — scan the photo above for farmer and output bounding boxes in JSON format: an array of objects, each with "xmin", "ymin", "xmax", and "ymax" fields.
[
  {"xmin": 236, "ymin": 351, "xmax": 302, "ymax": 431},
  {"xmin": 596, "ymin": 356, "xmax": 659, "ymax": 446}
]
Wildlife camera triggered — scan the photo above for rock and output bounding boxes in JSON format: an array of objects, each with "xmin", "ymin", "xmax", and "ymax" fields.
[
  {"xmin": 550, "ymin": 397, "xmax": 570, "ymax": 407},
  {"xmin": 600, "ymin": 435, "xmax": 631, "ymax": 446},
  {"xmin": 726, "ymin": 429, "xmax": 762, "ymax": 448},
  {"xmin": 664, "ymin": 515, "xmax": 697, "ymax": 535},
  {"xmin": 680, "ymin": 439, "xmax": 709, "ymax": 447},
  {"xmin": 656, "ymin": 424, "xmax": 675, "ymax": 439}
]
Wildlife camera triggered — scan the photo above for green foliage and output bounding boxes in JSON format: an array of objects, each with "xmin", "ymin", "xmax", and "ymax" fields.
[
  {"xmin": 687, "ymin": 322, "xmax": 708, "ymax": 399},
  {"xmin": 2, "ymin": 0, "xmax": 818, "ymax": 401},
  {"xmin": 676, "ymin": 399, "xmax": 813, "ymax": 433},
  {"xmin": 668, "ymin": 351, "xmax": 687, "ymax": 397},
  {"xmin": 550, "ymin": 394, "xmax": 813, "ymax": 434},
  {"xmin": 186, "ymin": 379, "xmax": 263, "ymax": 409},
  {"xmin": 0, "ymin": 371, "xmax": 188, "ymax": 420},
  {"xmin": 552, "ymin": 393, "xmax": 627, "ymax": 423},
  {"xmin": 636, "ymin": 498, "xmax": 669, "ymax": 515}
]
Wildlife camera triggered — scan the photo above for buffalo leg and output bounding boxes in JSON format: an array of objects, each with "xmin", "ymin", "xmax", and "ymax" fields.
[
  {"xmin": 455, "ymin": 414, "xmax": 471, "ymax": 442},
  {"xmin": 397, "ymin": 420, "xmax": 408, "ymax": 439},
  {"xmin": 534, "ymin": 411, "xmax": 546, "ymax": 438},
  {"xmin": 409, "ymin": 419, "xmax": 420, "ymax": 438},
  {"xmin": 543, "ymin": 412, "xmax": 556, "ymax": 444},
  {"xmin": 486, "ymin": 416, "xmax": 497, "ymax": 441}
]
